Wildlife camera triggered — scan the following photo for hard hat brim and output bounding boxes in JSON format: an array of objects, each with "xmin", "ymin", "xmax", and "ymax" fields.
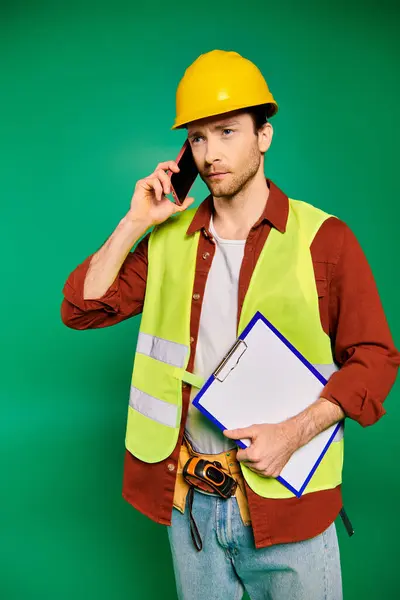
[{"xmin": 171, "ymin": 101, "xmax": 278, "ymax": 130}]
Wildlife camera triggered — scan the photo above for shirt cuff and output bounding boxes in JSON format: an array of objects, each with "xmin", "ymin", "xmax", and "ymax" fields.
[
  {"xmin": 62, "ymin": 254, "xmax": 121, "ymax": 314},
  {"xmin": 321, "ymin": 368, "xmax": 387, "ymax": 427}
]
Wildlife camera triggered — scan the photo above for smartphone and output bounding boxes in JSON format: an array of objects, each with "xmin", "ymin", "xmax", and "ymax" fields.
[{"xmin": 169, "ymin": 140, "xmax": 198, "ymax": 205}]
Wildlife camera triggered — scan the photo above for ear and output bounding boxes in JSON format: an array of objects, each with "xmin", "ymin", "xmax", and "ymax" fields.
[{"xmin": 258, "ymin": 122, "xmax": 273, "ymax": 154}]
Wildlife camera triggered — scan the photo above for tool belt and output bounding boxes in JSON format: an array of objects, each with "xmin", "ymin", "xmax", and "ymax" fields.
[
  {"xmin": 182, "ymin": 435, "xmax": 238, "ymax": 551},
  {"xmin": 180, "ymin": 436, "xmax": 355, "ymax": 551}
]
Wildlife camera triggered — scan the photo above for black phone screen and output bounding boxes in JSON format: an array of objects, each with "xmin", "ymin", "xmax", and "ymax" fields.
[{"xmin": 170, "ymin": 143, "xmax": 198, "ymax": 203}]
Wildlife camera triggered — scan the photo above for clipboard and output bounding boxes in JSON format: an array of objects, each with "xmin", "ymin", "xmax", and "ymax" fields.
[{"xmin": 192, "ymin": 310, "xmax": 344, "ymax": 498}]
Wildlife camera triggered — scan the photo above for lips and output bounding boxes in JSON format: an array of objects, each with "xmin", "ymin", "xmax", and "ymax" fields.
[{"xmin": 207, "ymin": 172, "xmax": 228, "ymax": 178}]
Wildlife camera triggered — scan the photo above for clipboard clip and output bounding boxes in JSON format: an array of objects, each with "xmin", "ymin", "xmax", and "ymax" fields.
[{"xmin": 213, "ymin": 339, "xmax": 248, "ymax": 383}]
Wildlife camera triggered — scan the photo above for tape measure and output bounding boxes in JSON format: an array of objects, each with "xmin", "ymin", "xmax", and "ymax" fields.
[{"xmin": 182, "ymin": 456, "xmax": 237, "ymax": 499}]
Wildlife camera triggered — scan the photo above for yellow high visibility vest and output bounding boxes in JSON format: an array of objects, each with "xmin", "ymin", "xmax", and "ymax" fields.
[{"xmin": 124, "ymin": 199, "xmax": 344, "ymax": 499}]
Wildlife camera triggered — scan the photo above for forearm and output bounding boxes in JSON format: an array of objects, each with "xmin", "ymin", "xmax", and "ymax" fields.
[
  {"xmin": 83, "ymin": 212, "xmax": 151, "ymax": 300},
  {"xmin": 285, "ymin": 397, "xmax": 345, "ymax": 449}
]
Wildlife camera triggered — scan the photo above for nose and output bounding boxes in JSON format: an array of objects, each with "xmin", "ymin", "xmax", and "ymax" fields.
[{"xmin": 204, "ymin": 139, "xmax": 223, "ymax": 166}]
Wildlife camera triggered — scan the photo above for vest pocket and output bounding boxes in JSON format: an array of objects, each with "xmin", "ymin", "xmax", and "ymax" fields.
[
  {"xmin": 125, "ymin": 406, "xmax": 180, "ymax": 463},
  {"xmin": 125, "ymin": 352, "xmax": 182, "ymax": 463}
]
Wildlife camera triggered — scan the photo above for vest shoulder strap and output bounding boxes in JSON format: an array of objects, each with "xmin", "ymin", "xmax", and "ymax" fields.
[
  {"xmin": 289, "ymin": 198, "xmax": 335, "ymax": 247},
  {"xmin": 151, "ymin": 206, "xmax": 198, "ymax": 240}
]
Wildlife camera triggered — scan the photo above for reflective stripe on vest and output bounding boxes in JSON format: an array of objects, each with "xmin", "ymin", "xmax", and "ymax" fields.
[
  {"xmin": 129, "ymin": 386, "xmax": 178, "ymax": 428},
  {"xmin": 137, "ymin": 332, "xmax": 187, "ymax": 368},
  {"xmin": 124, "ymin": 198, "xmax": 345, "ymax": 498}
]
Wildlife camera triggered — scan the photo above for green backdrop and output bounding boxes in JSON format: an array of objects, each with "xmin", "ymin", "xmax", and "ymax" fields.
[{"xmin": 1, "ymin": 0, "xmax": 399, "ymax": 598}]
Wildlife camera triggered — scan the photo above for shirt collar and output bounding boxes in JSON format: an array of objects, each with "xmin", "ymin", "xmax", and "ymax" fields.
[{"xmin": 186, "ymin": 178, "xmax": 289, "ymax": 236}]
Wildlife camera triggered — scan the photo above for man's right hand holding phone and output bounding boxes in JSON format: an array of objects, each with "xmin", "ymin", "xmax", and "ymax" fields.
[
  {"xmin": 82, "ymin": 161, "xmax": 194, "ymax": 301},
  {"xmin": 128, "ymin": 160, "xmax": 195, "ymax": 228}
]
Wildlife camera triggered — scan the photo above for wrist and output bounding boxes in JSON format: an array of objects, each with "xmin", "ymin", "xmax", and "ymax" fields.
[{"xmin": 120, "ymin": 211, "xmax": 152, "ymax": 235}]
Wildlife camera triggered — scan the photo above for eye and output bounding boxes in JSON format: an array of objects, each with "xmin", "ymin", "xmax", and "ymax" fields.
[
  {"xmin": 191, "ymin": 136, "xmax": 204, "ymax": 144},
  {"xmin": 223, "ymin": 129, "xmax": 234, "ymax": 136}
]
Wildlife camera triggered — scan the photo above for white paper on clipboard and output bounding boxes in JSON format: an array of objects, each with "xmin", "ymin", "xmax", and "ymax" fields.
[{"xmin": 192, "ymin": 311, "xmax": 344, "ymax": 497}]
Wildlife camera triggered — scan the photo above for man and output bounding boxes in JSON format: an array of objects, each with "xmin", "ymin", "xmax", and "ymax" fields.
[{"xmin": 61, "ymin": 50, "xmax": 399, "ymax": 599}]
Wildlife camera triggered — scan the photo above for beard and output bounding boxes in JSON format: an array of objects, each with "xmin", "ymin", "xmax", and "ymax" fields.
[{"xmin": 201, "ymin": 142, "xmax": 262, "ymax": 199}]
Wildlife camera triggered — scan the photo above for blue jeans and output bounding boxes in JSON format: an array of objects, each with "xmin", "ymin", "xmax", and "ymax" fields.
[{"xmin": 167, "ymin": 490, "xmax": 343, "ymax": 600}]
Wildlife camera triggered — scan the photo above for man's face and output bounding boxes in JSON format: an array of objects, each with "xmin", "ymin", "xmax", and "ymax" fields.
[{"xmin": 187, "ymin": 110, "xmax": 270, "ymax": 198}]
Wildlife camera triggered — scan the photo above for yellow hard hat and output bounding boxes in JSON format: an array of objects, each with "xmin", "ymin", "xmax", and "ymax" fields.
[{"xmin": 172, "ymin": 50, "xmax": 278, "ymax": 130}]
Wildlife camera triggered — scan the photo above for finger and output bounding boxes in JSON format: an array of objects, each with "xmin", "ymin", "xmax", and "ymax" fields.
[
  {"xmin": 247, "ymin": 463, "xmax": 281, "ymax": 478},
  {"xmin": 223, "ymin": 426, "xmax": 257, "ymax": 440},
  {"xmin": 245, "ymin": 463, "xmax": 263, "ymax": 473},
  {"xmin": 247, "ymin": 464, "xmax": 270, "ymax": 477},
  {"xmin": 174, "ymin": 196, "xmax": 195, "ymax": 212},
  {"xmin": 156, "ymin": 160, "xmax": 180, "ymax": 173},
  {"xmin": 237, "ymin": 446, "xmax": 259, "ymax": 463},
  {"xmin": 144, "ymin": 176, "xmax": 164, "ymax": 202},
  {"xmin": 245, "ymin": 462, "xmax": 272, "ymax": 476},
  {"xmin": 154, "ymin": 169, "xmax": 172, "ymax": 195},
  {"xmin": 236, "ymin": 449, "xmax": 255, "ymax": 463}
]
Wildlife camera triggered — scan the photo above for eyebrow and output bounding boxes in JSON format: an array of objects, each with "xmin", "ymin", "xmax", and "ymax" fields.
[{"xmin": 188, "ymin": 120, "xmax": 241, "ymax": 137}]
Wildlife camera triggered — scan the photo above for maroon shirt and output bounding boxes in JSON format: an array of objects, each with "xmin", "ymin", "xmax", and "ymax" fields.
[{"xmin": 61, "ymin": 179, "xmax": 399, "ymax": 548}]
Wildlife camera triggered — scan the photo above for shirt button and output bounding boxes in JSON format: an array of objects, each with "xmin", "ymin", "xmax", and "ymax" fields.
[
  {"xmin": 182, "ymin": 382, "xmax": 188, "ymax": 388},
  {"xmin": 193, "ymin": 293, "xmax": 200, "ymax": 300},
  {"xmin": 190, "ymin": 336, "xmax": 195, "ymax": 344},
  {"xmin": 202, "ymin": 252, "xmax": 210, "ymax": 260},
  {"xmin": 167, "ymin": 463, "xmax": 175, "ymax": 472}
]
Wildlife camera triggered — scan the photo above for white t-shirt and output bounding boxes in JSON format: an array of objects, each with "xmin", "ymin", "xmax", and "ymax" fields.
[{"xmin": 185, "ymin": 215, "xmax": 246, "ymax": 454}]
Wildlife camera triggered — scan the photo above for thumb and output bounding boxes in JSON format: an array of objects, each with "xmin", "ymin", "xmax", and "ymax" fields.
[
  {"xmin": 173, "ymin": 196, "xmax": 195, "ymax": 213},
  {"xmin": 223, "ymin": 425, "xmax": 257, "ymax": 440}
]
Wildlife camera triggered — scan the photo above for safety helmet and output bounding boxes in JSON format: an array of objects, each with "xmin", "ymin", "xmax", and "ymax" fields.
[{"xmin": 172, "ymin": 49, "xmax": 278, "ymax": 130}]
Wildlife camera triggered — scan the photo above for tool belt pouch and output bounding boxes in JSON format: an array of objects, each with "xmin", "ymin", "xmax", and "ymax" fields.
[{"xmin": 182, "ymin": 456, "xmax": 237, "ymax": 499}]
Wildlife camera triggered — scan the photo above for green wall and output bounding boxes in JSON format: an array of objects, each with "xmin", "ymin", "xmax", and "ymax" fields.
[{"xmin": 1, "ymin": 1, "xmax": 399, "ymax": 598}]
